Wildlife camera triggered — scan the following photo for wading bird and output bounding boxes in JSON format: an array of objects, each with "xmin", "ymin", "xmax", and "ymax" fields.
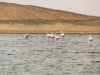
[
  {"xmin": 24, "ymin": 33, "xmax": 29, "ymax": 39},
  {"xmin": 60, "ymin": 31, "xmax": 65, "ymax": 37},
  {"xmin": 50, "ymin": 33, "xmax": 55, "ymax": 42},
  {"xmin": 46, "ymin": 33, "xmax": 51, "ymax": 42},
  {"xmin": 55, "ymin": 33, "xmax": 59, "ymax": 40},
  {"xmin": 88, "ymin": 35, "xmax": 93, "ymax": 46}
]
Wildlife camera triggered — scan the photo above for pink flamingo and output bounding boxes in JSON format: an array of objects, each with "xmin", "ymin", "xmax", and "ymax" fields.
[{"xmin": 24, "ymin": 33, "xmax": 29, "ymax": 39}]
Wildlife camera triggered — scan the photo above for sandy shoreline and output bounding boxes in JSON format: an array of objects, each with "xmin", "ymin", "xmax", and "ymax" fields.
[
  {"xmin": 0, "ymin": 23, "xmax": 100, "ymax": 34},
  {"xmin": 0, "ymin": 30, "xmax": 100, "ymax": 34}
]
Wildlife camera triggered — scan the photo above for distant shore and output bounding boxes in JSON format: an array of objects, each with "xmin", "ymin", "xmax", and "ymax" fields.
[{"xmin": 0, "ymin": 30, "xmax": 100, "ymax": 34}]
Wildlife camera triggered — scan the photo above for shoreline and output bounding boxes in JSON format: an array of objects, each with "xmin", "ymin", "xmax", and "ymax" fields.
[
  {"xmin": 0, "ymin": 23, "xmax": 100, "ymax": 34},
  {"xmin": 0, "ymin": 30, "xmax": 100, "ymax": 34}
]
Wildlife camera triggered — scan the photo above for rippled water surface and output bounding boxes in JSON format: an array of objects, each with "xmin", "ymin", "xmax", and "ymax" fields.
[{"xmin": 0, "ymin": 34, "xmax": 100, "ymax": 75}]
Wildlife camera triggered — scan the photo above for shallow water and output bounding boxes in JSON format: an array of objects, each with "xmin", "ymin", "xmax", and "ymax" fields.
[{"xmin": 0, "ymin": 34, "xmax": 100, "ymax": 75}]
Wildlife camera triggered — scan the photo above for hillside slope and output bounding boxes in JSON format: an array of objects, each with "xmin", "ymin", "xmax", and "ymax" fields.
[
  {"xmin": 0, "ymin": 2, "xmax": 100, "ymax": 33},
  {"xmin": 0, "ymin": 2, "xmax": 100, "ymax": 20}
]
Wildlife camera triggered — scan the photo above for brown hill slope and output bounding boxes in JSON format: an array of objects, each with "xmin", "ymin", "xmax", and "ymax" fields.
[
  {"xmin": 0, "ymin": 2, "xmax": 100, "ymax": 33},
  {"xmin": 0, "ymin": 2, "xmax": 100, "ymax": 20}
]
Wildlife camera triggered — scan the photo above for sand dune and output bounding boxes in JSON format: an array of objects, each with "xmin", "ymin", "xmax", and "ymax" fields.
[{"xmin": 0, "ymin": 2, "xmax": 100, "ymax": 33}]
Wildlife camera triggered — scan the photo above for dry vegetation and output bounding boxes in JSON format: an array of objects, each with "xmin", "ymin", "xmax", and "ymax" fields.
[{"xmin": 0, "ymin": 2, "xmax": 100, "ymax": 33}]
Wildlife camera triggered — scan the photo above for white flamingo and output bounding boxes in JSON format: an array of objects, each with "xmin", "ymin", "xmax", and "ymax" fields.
[
  {"xmin": 88, "ymin": 35, "xmax": 93, "ymax": 46},
  {"xmin": 50, "ymin": 33, "xmax": 55, "ymax": 42},
  {"xmin": 55, "ymin": 33, "xmax": 59, "ymax": 40},
  {"xmin": 46, "ymin": 33, "xmax": 51, "ymax": 42},
  {"xmin": 60, "ymin": 31, "xmax": 65, "ymax": 37},
  {"xmin": 54, "ymin": 33, "xmax": 59, "ymax": 45},
  {"xmin": 46, "ymin": 33, "xmax": 51, "ymax": 38}
]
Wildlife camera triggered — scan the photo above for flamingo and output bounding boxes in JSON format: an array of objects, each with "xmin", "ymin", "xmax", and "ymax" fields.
[
  {"xmin": 54, "ymin": 33, "xmax": 59, "ymax": 45},
  {"xmin": 50, "ymin": 33, "xmax": 55, "ymax": 42},
  {"xmin": 60, "ymin": 31, "xmax": 65, "ymax": 37},
  {"xmin": 46, "ymin": 33, "xmax": 51, "ymax": 42},
  {"xmin": 88, "ymin": 35, "xmax": 93, "ymax": 46},
  {"xmin": 46, "ymin": 33, "xmax": 51, "ymax": 38},
  {"xmin": 24, "ymin": 33, "xmax": 29, "ymax": 39},
  {"xmin": 55, "ymin": 33, "xmax": 59, "ymax": 40}
]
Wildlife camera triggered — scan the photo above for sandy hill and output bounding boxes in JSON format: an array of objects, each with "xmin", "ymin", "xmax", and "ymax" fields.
[
  {"xmin": 0, "ymin": 2, "xmax": 100, "ymax": 33},
  {"xmin": 0, "ymin": 2, "xmax": 100, "ymax": 20}
]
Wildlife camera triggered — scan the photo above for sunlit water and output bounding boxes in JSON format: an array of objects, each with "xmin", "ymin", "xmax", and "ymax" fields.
[{"xmin": 0, "ymin": 34, "xmax": 100, "ymax": 75}]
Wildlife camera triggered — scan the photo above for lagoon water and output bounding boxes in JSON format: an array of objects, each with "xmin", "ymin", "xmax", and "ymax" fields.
[{"xmin": 0, "ymin": 34, "xmax": 100, "ymax": 75}]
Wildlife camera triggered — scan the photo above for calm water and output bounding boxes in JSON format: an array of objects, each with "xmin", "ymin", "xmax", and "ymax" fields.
[{"xmin": 0, "ymin": 34, "xmax": 100, "ymax": 75}]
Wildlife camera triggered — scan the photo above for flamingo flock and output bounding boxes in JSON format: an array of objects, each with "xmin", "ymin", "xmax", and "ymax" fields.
[
  {"xmin": 46, "ymin": 31, "xmax": 65, "ymax": 43},
  {"xmin": 23, "ymin": 31, "xmax": 93, "ymax": 46}
]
